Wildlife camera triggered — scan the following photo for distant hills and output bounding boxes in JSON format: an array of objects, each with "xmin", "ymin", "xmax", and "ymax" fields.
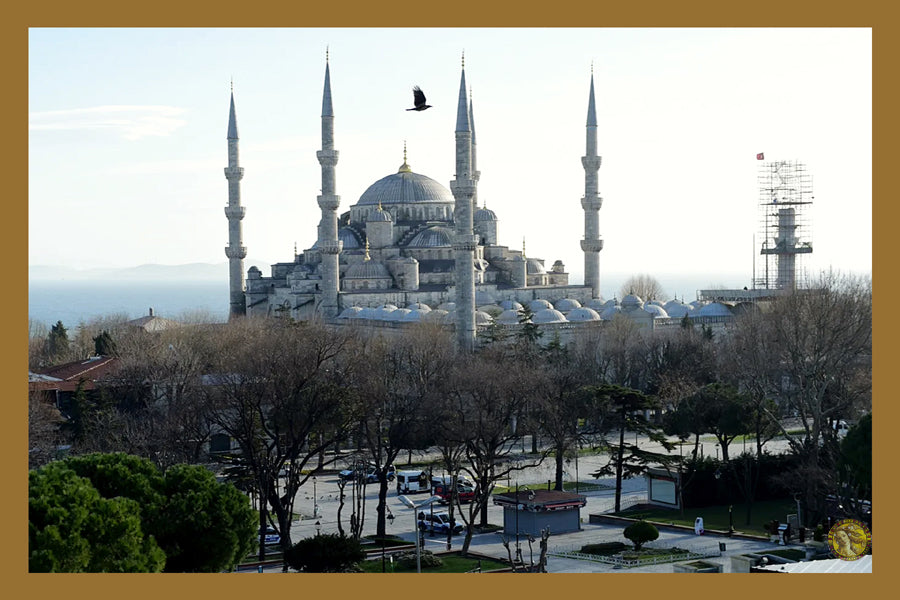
[{"xmin": 29, "ymin": 260, "xmax": 273, "ymax": 282}]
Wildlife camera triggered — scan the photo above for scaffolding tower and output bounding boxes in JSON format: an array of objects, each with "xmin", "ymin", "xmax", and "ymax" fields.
[{"xmin": 754, "ymin": 160, "xmax": 813, "ymax": 290}]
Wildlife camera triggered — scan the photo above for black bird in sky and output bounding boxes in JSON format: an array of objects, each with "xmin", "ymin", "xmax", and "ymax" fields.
[{"xmin": 406, "ymin": 86, "xmax": 432, "ymax": 111}]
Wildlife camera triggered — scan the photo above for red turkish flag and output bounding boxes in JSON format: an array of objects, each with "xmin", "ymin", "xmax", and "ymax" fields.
[{"xmin": 756, "ymin": 152, "xmax": 765, "ymax": 160}]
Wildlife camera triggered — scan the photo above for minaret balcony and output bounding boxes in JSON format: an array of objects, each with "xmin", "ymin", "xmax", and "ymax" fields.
[
  {"xmin": 450, "ymin": 180, "xmax": 477, "ymax": 197},
  {"xmin": 581, "ymin": 196, "xmax": 603, "ymax": 211},
  {"xmin": 224, "ymin": 206, "xmax": 246, "ymax": 219},
  {"xmin": 452, "ymin": 234, "xmax": 479, "ymax": 252},
  {"xmin": 580, "ymin": 239, "xmax": 604, "ymax": 253},
  {"xmin": 317, "ymin": 195, "xmax": 341, "ymax": 211},
  {"xmin": 318, "ymin": 240, "xmax": 343, "ymax": 255},
  {"xmin": 581, "ymin": 156, "xmax": 602, "ymax": 170},
  {"xmin": 316, "ymin": 150, "xmax": 340, "ymax": 166},
  {"xmin": 225, "ymin": 245, "xmax": 247, "ymax": 259},
  {"xmin": 224, "ymin": 166, "xmax": 245, "ymax": 179}
]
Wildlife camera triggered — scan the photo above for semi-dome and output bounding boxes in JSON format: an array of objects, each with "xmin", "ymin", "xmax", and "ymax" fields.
[
  {"xmin": 474, "ymin": 206, "xmax": 498, "ymax": 221},
  {"xmin": 532, "ymin": 308, "xmax": 568, "ymax": 324},
  {"xmin": 356, "ymin": 167, "xmax": 454, "ymax": 206},
  {"xmin": 566, "ymin": 307, "xmax": 601, "ymax": 322},
  {"xmin": 408, "ymin": 226, "xmax": 453, "ymax": 248},
  {"xmin": 386, "ymin": 308, "xmax": 412, "ymax": 321},
  {"xmin": 344, "ymin": 260, "xmax": 391, "ymax": 280},
  {"xmin": 366, "ymin": 207, "xmax": 393, "ymax": 222}
]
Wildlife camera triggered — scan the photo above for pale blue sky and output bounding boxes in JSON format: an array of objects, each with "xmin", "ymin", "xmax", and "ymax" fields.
[{"xmin": 28, "ymin": 27, "xmax": 872, "ymax": 291}]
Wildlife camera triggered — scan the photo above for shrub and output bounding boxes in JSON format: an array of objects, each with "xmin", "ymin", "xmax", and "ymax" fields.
[
  {"xmin": 813, "ymin": 524, "xmax": 825, "ymax": 542},
  {"xmin": 581, "ymin": 542, "xmax": 628, "ymax": 556},
  {"xmin": 623, "ymin": 520, "xmax": 659, "ymax": 551},
  {"xmin": 284, "ymin": 533, "xmax": 365, "ymax": 573},
  {"xmin": 395, "ymin": 549, "xmax": 443, "ymax": 570}
]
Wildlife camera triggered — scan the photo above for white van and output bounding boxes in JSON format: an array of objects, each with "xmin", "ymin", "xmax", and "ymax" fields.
[{"xmin": 396, "ymin": 470, "xmax": 430, "ymax": 493}]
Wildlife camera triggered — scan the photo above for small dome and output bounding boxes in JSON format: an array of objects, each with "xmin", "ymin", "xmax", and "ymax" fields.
[
  {"xmin": 586, "ymin": 298, "xmax": 608, "ymax": 310},
  {"xmin": 600, "ymin": 305, "xmax": 622, "ymax": 320},
  {"xmin": 408, "ymin": 226, "xmax": 453, "ymax": 247},
  {"xmin": 499, "ymin": 300, "xmax": 523, "ymax": 311},
  {"xmin": 423, "ymin": 309, "xmax": 451, "ymax": 323},
  {"xmin": 387, "ymin": 308, "xmax": 412, "ymax": 321},
  {"xmin": 532, "ymin": 308, "xmax": 568, "ymax": 324},
  {"xmin": 648, "ymin": 300, "xmax": 665, "ymax": 308},
  {"xmin": 526, "ymin": 258, "xmax": 544, "ymax": 275},
  {"xmin": 698, "ymin": 302, "xmax": 733, "ymax": 317},
  {"xmin": 642, "ymin": 304, "xmax": 670, "ymax": 318},
  {"xmin": 664, "ymin": 303, "xmax": 693, "ymax": 318},
  {"xmin": 566, "ymin": 307, "xmax": 602, "ymax": 322},
  {"xmin": 497, "ymin": 309, "xmax": 522, "ymax": 324},
  {"xmin": 621, "ymin": 294, "xmax": 644, "ymax": 310},
  {"xmin": 405, "ymin": 302, "xmax": 431, "ymax": 312},
  {"xmin": 529, "ymin": 299, "xmax": 553, "ymax": 312},
  {"xmin": 374, "ymin": 304, "xmax": 398, "ymax": 319},
  {"xmin": 357, "ymin": 307, "xmax": 378, "ymax": 320},
  {"xmin": 474, "ymin": 206, "xmax": 498, "ymax": 221},
  {"xmin": 690, "ymin": 300, "xmax": 707, "ymax": 309},
  {"xmin": 555, "ymin": 298, "xmax": 583, "ymax": 312},
  {"xmin": 345, "ymin": 260, "xmax": 391, "ymax": 280},
  {"xmin": 478, "ymin": 305, "xmax": 503, "ymax": 318},
  {"xmin": 337, "ymin": 306, "xmax": 363, "ymax": 319},
  {"xmin": 475, "ymin": 310, "xmax": 495, "ymax": 324},
  {"xmin": 401, "ymin": 309, "xmax": 425, "ymax": 322}
]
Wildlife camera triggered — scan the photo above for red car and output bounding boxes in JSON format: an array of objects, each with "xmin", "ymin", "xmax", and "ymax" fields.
[{"xmin": 433, "ymin": 483, "xmax": 475, "ymax": 504}]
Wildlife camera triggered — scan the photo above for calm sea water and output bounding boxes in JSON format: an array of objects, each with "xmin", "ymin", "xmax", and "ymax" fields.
[{"xmin": 28, "ymin": 280, "xmax": 230, "ymax": 328}]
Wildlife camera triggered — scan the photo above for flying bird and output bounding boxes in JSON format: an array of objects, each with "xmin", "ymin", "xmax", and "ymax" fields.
[{"xmin": 406, "ymin": 86, "xmax": 432, "ymax": 111}]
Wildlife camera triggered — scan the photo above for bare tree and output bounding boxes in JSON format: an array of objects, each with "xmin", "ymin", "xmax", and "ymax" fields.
[{"xmin": 619, "ymin": 273, "xmax": 665, "ymax": 301}]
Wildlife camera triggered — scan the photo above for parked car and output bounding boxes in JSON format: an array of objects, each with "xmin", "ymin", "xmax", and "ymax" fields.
[
  {"xmin": 417, "ymin": 511, "xmax": 463, "ymax": 535},
  {"xmin": 259, "ymin": 526, "xmax": 280, "ymax": 545},
  {"xmin": 339, "ymin": 463, "xmax": 396, "ymax": 483},
  {"xmin": 433, "ymin": 483, "xmax": 475, "ymax": 504}
]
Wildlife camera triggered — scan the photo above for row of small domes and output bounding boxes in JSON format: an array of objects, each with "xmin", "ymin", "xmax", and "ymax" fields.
[{"xmin": 337, "ymin": 296, "xmax": 733, "ymax": 324}]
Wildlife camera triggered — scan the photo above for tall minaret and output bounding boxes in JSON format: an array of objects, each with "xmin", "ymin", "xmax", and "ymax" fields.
[
  {"xmin": 450, "ymin": 53, "xmax": 478, "ymax": 351},
  {"xmin": 224, "ymin": 82, "xmax": 247, "ymax": 318},
  {"xmin": 580, "ymin": 65, "xmax": 604, "ymax": 298},
  {"xmin": 469, "ymin": 88, "xmax": 480, "ymax": 207},
  {"xmin": 315, "ymin": 48, "xmax": 342, "ymax": 318}
]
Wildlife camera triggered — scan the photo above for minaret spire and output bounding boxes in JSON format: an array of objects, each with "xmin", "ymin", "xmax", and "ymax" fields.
[
  {"xmin": 316, "ymin": 51, "xmax": 342, "ymax": 317},
  {"xmin": 224, "ymin": 84, "xmax": 247, "ymax": 317},
  {"xmin": 580, "ymin": 67, "xmax": 604, "ymax": 298},
  {"xmin": 450, "ymin": 52, "xmax": 477, "ymax": 351}
]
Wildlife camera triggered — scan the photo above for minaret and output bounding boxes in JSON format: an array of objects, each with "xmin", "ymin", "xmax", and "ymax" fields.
[
  {"xmin": 450, "ymin": 52, "xmax": 478, "ymax": 351},
  {"xmin": 469, "ymin": 88, "xmax": 480, "ymax": 207},
  {"xmin": 224, "ymin": 82, "xmax": 247, "ymax": 318},
  {"xmin": 315, "ymin": 48, "xmax": 342, "ymax": 317},
  {"xmin": 580, "ymin": 64, "xmax": 604, "ymax": 298}
]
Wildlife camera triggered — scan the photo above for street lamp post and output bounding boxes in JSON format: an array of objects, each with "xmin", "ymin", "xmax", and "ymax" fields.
[
  {"xmin": 312, "ymin": 476, "xmax": 319, "ymax": 518},
  {"xmin": 315, "ymin": 520, "xmax": 321, "ymax": 537},
  {"xmin": 398, "ymin": 494, "xmax": 442, "ymax": 573},
  {"xmin": 382, "ymin": 511, "xmax": 394, "ymax": 573},
  {"xmin": 728, "ymin": 505, "xmax": 734, "ymax": 535}
]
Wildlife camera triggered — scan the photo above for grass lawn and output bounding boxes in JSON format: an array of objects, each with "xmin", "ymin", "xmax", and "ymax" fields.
[
  {"xmin": 357, "ymin": 553, "xmax": 508, "ymax": 573},
  {"xmin": 615, "ymin": 498, "xmax": 797, "ymax": 537}
]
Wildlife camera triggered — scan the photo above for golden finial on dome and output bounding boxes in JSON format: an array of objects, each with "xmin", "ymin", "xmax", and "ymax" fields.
[
  {"xmin": 364, "ymin": 239, "xmax": 371, "ymax": 261},
  {"xmin": 398, "ymin": 140, "xmax": 412, "ymax": 173}
]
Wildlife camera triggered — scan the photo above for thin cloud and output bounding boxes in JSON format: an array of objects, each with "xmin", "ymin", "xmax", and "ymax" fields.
[{"xmin": 29, "ymin": 105, "xmax": 188, "ymax": 140}]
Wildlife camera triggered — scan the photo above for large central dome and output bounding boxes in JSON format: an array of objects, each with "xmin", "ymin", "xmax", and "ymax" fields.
[{"xmin": 356, "ymin": 162, "xmax": 454, "ymax": 206}]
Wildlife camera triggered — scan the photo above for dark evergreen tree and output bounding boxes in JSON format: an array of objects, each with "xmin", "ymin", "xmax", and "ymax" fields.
[
  {"xmin": 284, "ymin": 533, "xmax": 365, "ymax": 572},
  {"xmin": 47, "ymin": 320, "xmax": 69, "ymax": 361},
  {"xmin": 93, "ymin": 330, "xmax": 117, "ymax": 356}
]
